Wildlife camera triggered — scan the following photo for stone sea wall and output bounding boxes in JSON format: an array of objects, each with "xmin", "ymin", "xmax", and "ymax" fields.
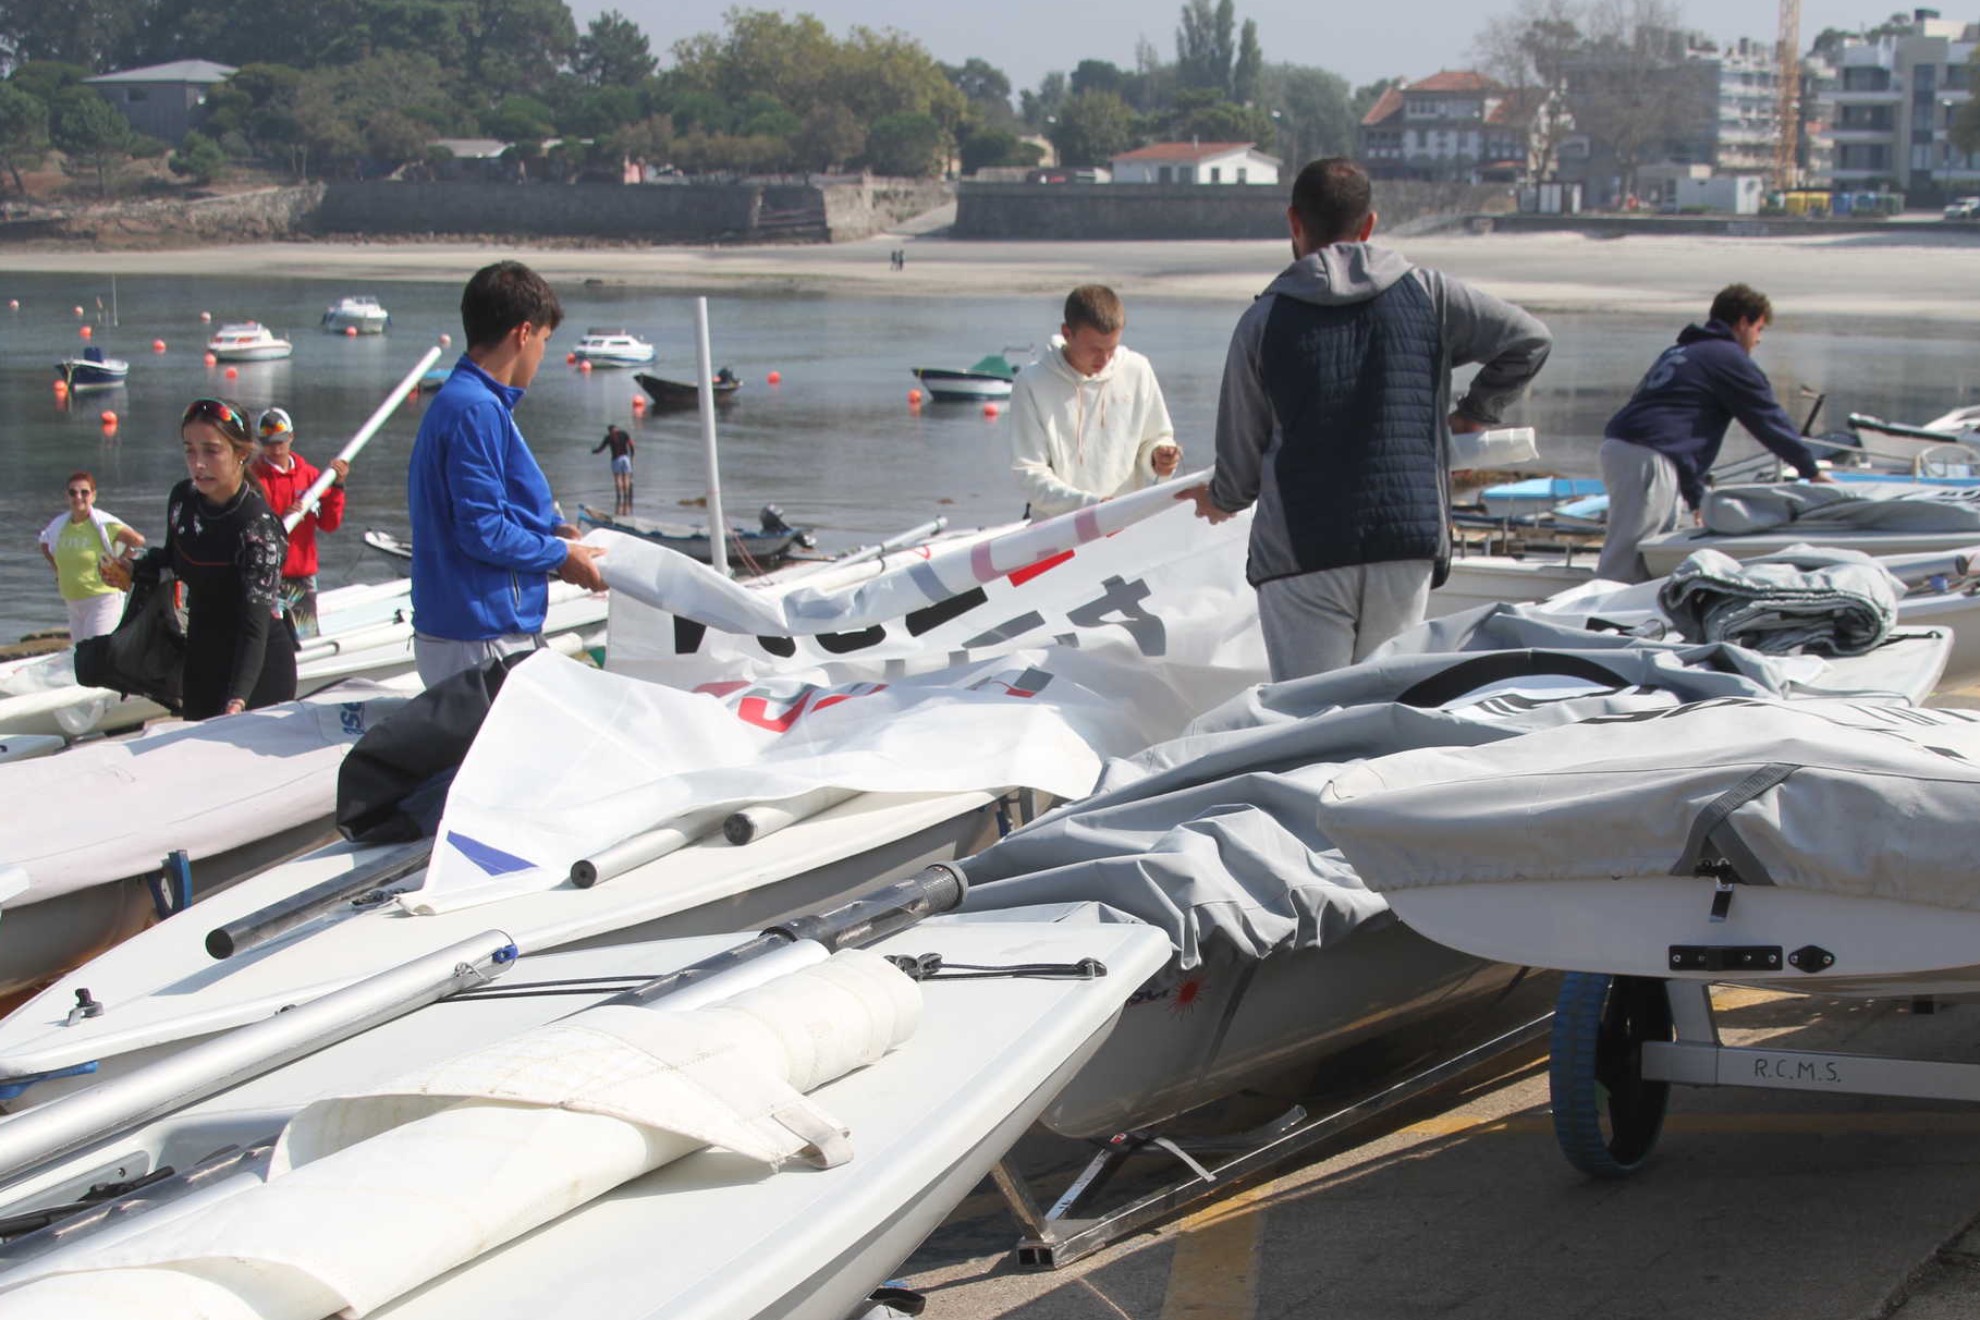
[{"xmin": 954, "ymin": 180, "xmax": 1510, "ymax": 240}]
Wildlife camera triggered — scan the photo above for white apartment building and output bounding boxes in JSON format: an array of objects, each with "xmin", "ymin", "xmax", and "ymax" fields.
[{"xmin": 1822, "ymin": 9, "xmax": 1977, "ymax": 195}]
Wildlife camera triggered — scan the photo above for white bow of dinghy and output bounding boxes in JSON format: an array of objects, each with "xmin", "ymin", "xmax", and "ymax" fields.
[{"xmin": 0, "ymin": 950, "xmax": 919, "ymax": 1320}]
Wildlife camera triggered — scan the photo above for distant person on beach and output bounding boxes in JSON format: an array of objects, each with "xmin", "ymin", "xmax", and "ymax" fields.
[
  {"xmin": 252, "ymin": 406, "xmax": 349, "ymax": 639},
  {"xmin": 38, "ymin": 471, "xmax": 144, "ymax": 642},
  {"xmin": 593, "ymin": 423, "xmax": 635, "ymax": 515},
  {"xmin": 1009, "ymin": 284, "xmax": 1181, "ymax": 521},
  {"xmin": 102, "ymin": 398, "xmax": 295, "ymax": 718},
  {"xmin": 407, "ymin": 260, "xmax": 606, "ymax": 688},
  {"xmin": 1594, "ymin": 282, "xmax": 1833, "ymax": 583},
  {"xmin": 1180, "ymin": 157, "xmax": 1552, "ymax": 682}
]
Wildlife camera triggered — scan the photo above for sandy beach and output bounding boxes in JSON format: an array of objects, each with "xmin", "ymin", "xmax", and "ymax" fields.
[{"xmin": 3, "ymin": 227, "xmax": 1978, "ymax": 324}]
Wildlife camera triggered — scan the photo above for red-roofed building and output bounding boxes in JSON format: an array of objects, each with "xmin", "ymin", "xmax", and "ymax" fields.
[
  {"xmin": 1357, "ymin": 71, "xmax": 1530, "ymax": 182},
  {"xmin": 1109, "ymin": 141, "xmax": 1281, "ymax": 185}
]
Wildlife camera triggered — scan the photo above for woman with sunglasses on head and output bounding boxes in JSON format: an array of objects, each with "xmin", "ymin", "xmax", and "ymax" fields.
[
  {"xmin": 36, "ymin": 472, "xmax": 146, "ymax": 642},
  {"xmin": 102, "ymin": 398, "xmax": 296, "ymax": 719}
]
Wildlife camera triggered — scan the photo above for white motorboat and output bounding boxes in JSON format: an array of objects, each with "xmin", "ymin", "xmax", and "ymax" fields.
[
  {"xmin": 910, "ymin": 354, "xmax": 1017, "ymax": 402},
  {"xmin": 571, "ymin": 328, "xmax": 656, "ymax": 367},
  {"xmin": 0, "ymin": 885, "xmax": 1168, "ymax": 1320},
  {"xmin": 321, "ymin": 295, "xmax": 390, "ymax": 334},
  {"xmin": 204, "ymin": 322, "xmax": 292, "ymax": 362}
]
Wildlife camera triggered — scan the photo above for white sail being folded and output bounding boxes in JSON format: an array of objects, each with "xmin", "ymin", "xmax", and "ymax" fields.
[{"xmin": 0, "ymin": 950, "xmax": 918, "ymax": 1320}]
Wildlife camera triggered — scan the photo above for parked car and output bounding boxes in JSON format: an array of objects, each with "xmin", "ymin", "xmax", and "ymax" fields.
[{"xmin": 1944, "ymin": 197, "xmax": 1980, "ymax": 221}]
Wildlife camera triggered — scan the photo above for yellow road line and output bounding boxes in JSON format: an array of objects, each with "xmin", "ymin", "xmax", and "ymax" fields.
[{"xmin": 1159, "ymin": 1185, "xmax": 1271, "ymax": 1320}]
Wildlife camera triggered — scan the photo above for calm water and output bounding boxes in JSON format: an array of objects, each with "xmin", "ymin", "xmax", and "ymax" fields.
[{"xmin": 4, "ymin": 272, "xmax": 1977, "ymax": 641}]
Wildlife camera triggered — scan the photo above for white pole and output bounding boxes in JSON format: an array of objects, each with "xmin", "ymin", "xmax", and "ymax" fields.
[
  {"xmin": 284, "ymin": 345, "xmax": 443, "ymax": 533},
  {"xmin": 694, "ymin": 296, "xmax": 729, "ymax": 576}
]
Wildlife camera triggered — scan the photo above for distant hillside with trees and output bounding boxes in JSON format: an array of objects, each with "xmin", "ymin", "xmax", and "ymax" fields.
[{"xmin": 0, "ymin": 0, "xmax": 1363, "ymax": 193}]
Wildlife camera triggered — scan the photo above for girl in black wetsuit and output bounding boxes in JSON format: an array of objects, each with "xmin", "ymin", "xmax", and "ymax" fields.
[{"xmin": 109, "ymin": 397, "xmax": 297, "ymax": 718}]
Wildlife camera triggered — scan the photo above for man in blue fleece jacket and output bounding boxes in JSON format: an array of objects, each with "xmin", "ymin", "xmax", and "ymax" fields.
[
  {"xmin": 1596, "ymin": 283, "xmax": 1832, "ymax": 582},
  {"xmin": 409, "ymin": 261, "xmax": 607, "ymax": 686}
]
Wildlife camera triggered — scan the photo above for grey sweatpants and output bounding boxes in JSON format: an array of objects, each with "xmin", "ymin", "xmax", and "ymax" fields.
[
  {"xmin": 1256, "ymin": 560, "xmax": 1434, "ymax": 683},
  {"xmin": 1595, "ymin": 437, "xmax": 1682, "ymax": 584},
  {"xmin": 414, "ymin": 631, "xmax": 542, "ymax": 688}
]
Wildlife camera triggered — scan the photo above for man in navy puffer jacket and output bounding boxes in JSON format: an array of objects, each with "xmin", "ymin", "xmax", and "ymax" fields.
[
  {"xmin": 1179, "ymin": 157, "xmax": 1551, "ymax": 681},
  {"xmin": 1596, "ymin": 283, "xmax": 1833, "ymax": 582}
]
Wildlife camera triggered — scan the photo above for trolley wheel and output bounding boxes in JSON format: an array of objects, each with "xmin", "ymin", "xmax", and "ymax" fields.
[{"xmin": 1549, "ymin": 972, "xmax": 1673, "ymax": 1178}]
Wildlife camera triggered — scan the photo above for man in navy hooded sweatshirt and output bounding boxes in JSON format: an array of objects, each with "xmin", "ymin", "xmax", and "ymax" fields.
[
  {"xmin": 1180, "ymin": 157, "xmax": 1552, "ymax": 681},
  {"xmin": 1596, "ymin": 283, "xmax": 1832, "ymax": 582}
]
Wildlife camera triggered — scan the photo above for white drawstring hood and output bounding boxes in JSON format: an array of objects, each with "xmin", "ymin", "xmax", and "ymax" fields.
[{"xmin": 1009, "ymin": 339, "xmax": 1177, "ymax": 520}]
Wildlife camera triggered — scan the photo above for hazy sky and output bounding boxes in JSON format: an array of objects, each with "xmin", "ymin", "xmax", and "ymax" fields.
[{"xmin": 572, "ymin": 0, "xmax": 1915, "ymax": 94}]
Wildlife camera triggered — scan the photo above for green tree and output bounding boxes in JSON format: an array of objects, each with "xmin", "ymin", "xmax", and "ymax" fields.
[
  {"xmin": 0, "ymin": 0, "xmax": 142, "ymax": 69},
  {"xmin": 50, "ymin": 86, "xmax": 133, "ymax": 194},
  {"xmin": 1175, "ymin": 0, "xmax": 1237, "ymax": 95},
  {"xmin": 484, "ymin": 93, "xmax": 557, "ymax": 144},
  {"xmin": 1160, "ymin": 87, "xmax": 1271, "ymax": 143},
  {"xmin": 573, "ymin": 8, "xmax": 656, "ymax": 87},
  {"xmin": 1232, "ymin": 19, "xmax": 1262, "ymax": 104},
  {"xmin": 363, "ymin": 110, "xmax": 434, "ymax": 173},
  {"xmin": 944, "ymin": 57, "xmax": 1016, "ymax": 129},
  {"xmin": 1020, "ymin": 71, "xmax": 1067, "ymax": 129},
  {"xmin": 959, "ymin": 128, "xmax": 1043, "ymax": 174},
  {"xmin": 607, "ymin": 113, "xmax": 674, "ymax": 168},
  {"xmin": 0, "ymin": 81, "xmax": 49, "ymax": 193},
  {"xmin": 1050, "ymin": 89, "xmax": 1138, "ymax": 167},
  {"xmin": 793, "ymin": 103, "xmax": 863, "ymax": 171},
  {"xmin": 1070, "ymin": 59, "xmax": 1125, "ymax": 98},
  {"xmin": 864, "ymin": 110, "xmax": 945, "ymax": 176},
  {"xmin": 1256, "ymin": 64, "xmax": 1355, "ymax": 168},
  {"xmin": 9, "ymin": 62, "xmax": 88, "ymax": 107},
  {"xmin": 168, "ymin": 129, "xmax": 226, "ymax": 183},
  {"xmin": 455, "ymin": 0, "xmax": 578, "ymax": 99}
]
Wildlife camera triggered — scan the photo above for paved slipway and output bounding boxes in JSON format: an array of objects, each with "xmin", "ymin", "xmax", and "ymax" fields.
[
  {"xmin": 896, "ymin": 986, "xmax": 1980, "ymax": 1319},
  {"xmin": 884, "ymin": 678, "xmax": 1980, "ymax": 1320}
]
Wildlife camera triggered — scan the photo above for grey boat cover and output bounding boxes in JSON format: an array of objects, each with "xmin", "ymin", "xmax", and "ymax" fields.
[
  {"xmin": 1703, "ymin": 481, "xmax": 1980, "ymax": 536},
  {"xmin": 1317, "ymin": 697, "xmax": 1980, "ymax": 911},
  {"xmin": 1658, "ymin": 545, "xmax": 1904, "ymax": 655},
  {"xmin": 960, "ymin": 607, "xmax": 1813, "ymax": 968}
]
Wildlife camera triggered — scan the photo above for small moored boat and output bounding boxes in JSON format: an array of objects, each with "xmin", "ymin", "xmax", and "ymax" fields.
[
  {"xmin": 321, "ymin": 295, "xmax": 390, "ymax": 334},
  {"xmin": 636, "ymin": 367, "xmax": 740, "ymax": 408},
  {"xmin": 53, "ymin": 345, "xmax": 128, "ymax": 390},
  {"xmin": 578, "ymin": 502, "xmax": 811, "ymax": 569},
  {"xmin": 911, "ymin": 352, "xmax": 1020, "ymax": 402},
  {"xmin": 206, "ymin": 322, "xmax": 293, "ymax": 362},
  {"xmin": 573, "ymin": 328, "xmax": 656, "ymax": 367}
]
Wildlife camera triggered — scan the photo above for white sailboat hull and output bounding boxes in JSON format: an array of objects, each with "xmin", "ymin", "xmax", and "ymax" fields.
[
  {"xmin": 0, "ymin": 918, "xmax": 1169, "ymax": 1320},
  {"xmin": 0, "ymin": 789, "xmax": 1004, "ymax": 1099}
]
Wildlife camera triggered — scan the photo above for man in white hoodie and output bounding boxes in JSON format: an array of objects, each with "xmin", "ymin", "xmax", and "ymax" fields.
[{"xmin": 1010, "ymin": 285, "xmax": 1180, "ymax": 520}]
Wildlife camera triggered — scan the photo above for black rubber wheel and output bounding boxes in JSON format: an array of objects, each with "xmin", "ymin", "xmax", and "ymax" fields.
[{"xmin": 1549, "ymin": 972, "xmax": 1673, "ymax": 1178}]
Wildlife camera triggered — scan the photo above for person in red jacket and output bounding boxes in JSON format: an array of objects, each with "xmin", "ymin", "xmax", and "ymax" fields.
[{"xmin": 253, "ymin": 406, "xmax": 349, "ymax": 639}]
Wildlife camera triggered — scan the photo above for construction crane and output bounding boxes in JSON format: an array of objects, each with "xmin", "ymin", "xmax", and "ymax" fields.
[{"xmin": 1774, "ymin": 0, "xmax": 1802, "ymax": 190}]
